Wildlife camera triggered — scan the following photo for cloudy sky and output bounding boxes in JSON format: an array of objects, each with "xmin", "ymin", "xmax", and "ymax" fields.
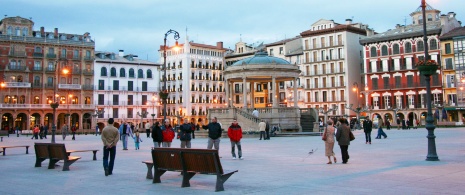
[{"xmin": 2, "ymin": 0, "xmax": 464, "ymax": 62}]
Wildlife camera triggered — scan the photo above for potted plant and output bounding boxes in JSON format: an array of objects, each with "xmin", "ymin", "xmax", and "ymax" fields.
[
  {"xmin": 416, "ymin": 60, "xmax": 439, "ymax": 76},
  {"xmin": 159, "ymin": 90, "xmax": 169, "ymax": 100}
]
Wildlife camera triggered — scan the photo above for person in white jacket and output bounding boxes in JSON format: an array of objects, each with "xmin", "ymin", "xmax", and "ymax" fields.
[{"xmin": 258, "ymin": 120, "xmax": 266, "ymax": 140}]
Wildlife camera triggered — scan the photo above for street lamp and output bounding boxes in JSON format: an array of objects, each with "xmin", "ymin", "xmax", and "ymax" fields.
[
  {"xmin": 421, "ymin": 0, "xmax": 439, "ymax": 161},
  {"xmin": 360, "ymin": 85, "xmax": 372, "ymax": 107},
  {"xmin": 150, "ymin": 95, "xmax": 158, "ymax": 124},
  {"xmin": 50, "ymin": 62, "xmax": 68, "ymax": 143},
  {"xmin": 352, "ymin": 82, "xmax": 359, "ymax": 107},
  {"xmin": 161, "ymin": 29, "xmax": 180, "ymax": 121},
  {"xmin": 319, "ymin": 105, "xmax": 338, "ymax": 125}
]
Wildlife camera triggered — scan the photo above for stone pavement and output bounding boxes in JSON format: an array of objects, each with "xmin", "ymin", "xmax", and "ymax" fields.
[{"xmin": 0, "ymin": 128, "xmax": 465, "ymax": 195}]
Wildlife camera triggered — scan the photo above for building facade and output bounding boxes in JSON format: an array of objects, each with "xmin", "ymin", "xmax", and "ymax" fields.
[
  {"xmin": 93, "ymin": 50, "xmax": 160, "ymax": 128},
  {"xmin": 0, "ymin": 16, "xmax": 95, "ymax": 132}
]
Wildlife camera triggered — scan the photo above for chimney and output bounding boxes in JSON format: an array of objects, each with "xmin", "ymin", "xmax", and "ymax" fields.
[
  {"xmin": 395, "ymin": 24, "xmax": 401, "ymax": 29},
  {"xmin": 119, "ymin": 50, "xmax": 124, "ymax": 57},
  {"xmin": 40, "ymin": 27, "xmax": 44, "ymax": 37},
  {"xmin": 440, "ymin": 14, "xmax": 448, "ymax": 26},
  {"xmin": 54, "ymin": 28, "xmax": 58, "ymax": 38},
  {"xmin": 216, "ymin": 41, "xmax": 223, "ymax": 49},
  {"xmin": 448, "ymin": 12, "xmax": 456, "ymax": 18},
  {"xmin": 345, "ymin": 19, "xmax": 352, "ymax": 25}
]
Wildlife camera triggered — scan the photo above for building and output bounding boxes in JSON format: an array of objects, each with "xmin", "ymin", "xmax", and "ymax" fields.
[
  {"xmin": 359, "ymin": 4, "xmax": 461, "ymax": 125},
  {"xmin": 300, "ymin": 19, "xmax": 371, "ymax": 121},
  {"xmin": 160, "ymin": 39, "xmax": 226, "ymax": 125},
  {"xmin": 93, "ymin": 50, "xmax": 160, "ymax": 128},
  {"xmin": 0, "ymin": 16, "xmax": 95, "ymax": 132},
  {"xmin": 440, "ymin": 27, "xmax": 465, "ymax": 121}
]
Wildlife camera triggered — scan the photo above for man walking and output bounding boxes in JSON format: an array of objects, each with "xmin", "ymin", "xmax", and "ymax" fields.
[
  {"xmin": 145, "ymin": 121, "xmax": 151, "ymax": 138},
  {"xmin": 62, "ymin": 124, "xmax": 68, "ymax": 140},
  {"xmin": 43, "ymin": 124, "xmax": 48, "ymax": 139},
  {"xmin": 179, "ymin": 119, "xmax": 193, "ymax": 148},
  {"xmin": 202, "ymin": 117, "xmax": 222, "ymax": 150},
  {"xmin": 101, "ymin": 118, "xmax": 119, "ymax": 176},
  {"xmin": 118, "ymin": 121, "xmax": 133, "ymax": 150},
  {"xmin": 363, "ymin": 117, "xmax": 373, "ymax": 144},
  {"xmin": 228, "ymin": 119, "xmax": 243, "ymax": 160}
]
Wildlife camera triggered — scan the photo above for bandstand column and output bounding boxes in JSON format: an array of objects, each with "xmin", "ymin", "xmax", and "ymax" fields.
[
  {"xmin": 225, "ymin": 79, "xmax": 230, "ymax": 107},
  {"xmin": 293, "ymin": 77, "xmax": 298, "ymax": 107},
  {"xmin": 242, "ymin": 77, "xmax": 247, "ymax": 109},
  {"xmin": 250, "ymin": 81, "xmax": 255, "ymax": 109},
  {"xmin": 272, "ymin": 76, "xmax": 278, "ymax": 108}
]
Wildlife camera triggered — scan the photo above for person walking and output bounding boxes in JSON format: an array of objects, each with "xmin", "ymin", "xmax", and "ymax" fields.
[
  {"xmin": 179, "ymin": 119, "xmax": 193, "ymax": 148},
  {"xmin": 118, "ymin": 121, "xmax": 133, "ymax": 150},
  {"xmin": 145, "ymin": 121, "xmax": 151, "ymax": 138},
  {"xmin": 151, "ymin": 121, "xmax": 163, "ymax": 148},
  {"xmin": 265, "ymin": 120, "xmax": 270, "ymax": 140},
  {"xmin": 32, "ymin": 125, "xmax": 40, "ymax": 140},
  {"xmin": 414, "ymin": 118, "xmax": 419, "ymax": 129},
  {"xmin": 363, "ymin": 117, "xmax": 373, "ymax": 144},
  {"xmin": 101, "ymin": 118, "xmax": 119, "ymax": 176},
  {"xmin": 133, "ymin": 130, "xmax": 141, "ymax": 150},
  {"xmin": 228, "ymin": 119, "xmax": 243, "ymax": 160},
  {"xmin": 62, "ymin": 124, "xmax": 69, "ymax": 140},
  {"xmin": 190, "ymin": 121, "xmax": 196, "ymax": 139},
  {"xmin": 402, "ymin": 118, "xmax": 406, "ymax": 129},
  {"xmin": 202, "ymin": 116, "xmax": 222, "ymax": 150},
  {"xmin": 386, "ymin": 119, "xmax": 391, "ymax": 130},
  {"xmin": 95, "ymin": 125, "xmax": 99, "ymax": 136},
  {"xmin": 43, "ymin": 125, "xmax": 48, "ymax": 139},
  {"xmin": 258, "ymin": 119, "xmax": 266, "ymax": 140},
  {"xmin": 375, "ymin": 117, "xmax": 387, "ymax": 139},
  {"xmin": 161, "ymin": 120, "xmax": 175, "ymax": 147},
  {"xmin": 71, "ymin": 125, "xmax": 77, "ymax": 140},
  {"xmin": 336, "ymin": 118, "xmax": 351, "ymax": 164},
  {"xmin": 406, "ymin": 119, "xmax": 411, "ymax": 129},
  {"xmin": 39, "ymin": 124, "xmax": 44, "ymax": 139},
  {"xmin": 323, "ymin": 120, "xmax": 337, "ymax": 164},
  {"xmin": 396, "ymin": 117, "xmax": 401, "ymax": 130}
]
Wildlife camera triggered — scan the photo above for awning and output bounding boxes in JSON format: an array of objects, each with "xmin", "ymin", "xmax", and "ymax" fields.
[{"xmin": 445, "ymin": 107, "xmax": 465, "ymax": 111}]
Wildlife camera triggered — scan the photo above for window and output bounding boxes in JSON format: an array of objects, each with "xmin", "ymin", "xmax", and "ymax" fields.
[
  {"xmin": 7, "ymin": 26, "xmax": 12, "ymax": 35},
  {"xmin": 98, "ymin": 80, "xmax": 104, "ymax": 90},
  {"xmin": 85, "ymin": 97, "xmax": 91, "ymax": 104},
  {"xmin": 22, "ymin": 27, "xmax": 28, "ymax": 36},
  {"xmin": 430, "ymin": 39, "xmax": 438, "ymax": 50},
  {"xmin": 405, "ymin": 42, "xmax": 412, "ymax": 53},
  {"xmin": 384, "ymin": 77, "xmax": 390, "ymax": 89},
  {"xmin": 142, "ymin": 81, "xmax": 148, "ymax": 91},
  {"xmin": 142, "ymin": 95, "xmax": 148, "ymax": 105},
  {"xmin": 110, "ymin": 67, "xmax": 116, "ymax": 77},
  {"xmin": 34, "ymin": 61, "xmax": 41, "ymax": 71},
  {"xmin": 396, "ymin": 96, "xmax": 402, "ymax": 109},
  {"xmin": 120, "ymin": 68, "xmax": 125, "ymax": 77},
  {"xmin": 101, "ymin": 67, "xmax": 107, "ymax": 76},
  {"xmin": 445, "ymin": 43, "xmax": 451, "ymax": 54},
  {"xmin": 407, "ymin": 75, "xmax": 414, "ymax": 87},
  {"xmin": 384, "ymin": 96, "xmax": 390, "ymax": 108},
  {"xmin": 98, "ymin": 94, "xmax": 104, "ymax": 105},
  {"xmin": 113, "ymin": 108, "xmax": 119, "ymax": 118},
  {"xmin": 417, "ymin": 40, "xmax": 424, "ymax": 52},
  {"xmin": 408, "ymin": 95, "xmax": 414, "ymax": 107},
  {"xmin": 395, "ymin": 76, "xmax": 401, "ymax": 88},
  {"xmin": 113, "ymin": 80, "xmax": 119, "ymax": 90},
  {"xmin": 427, "ymin": 14, "xmax": 433, "ymax": 21},
  {"xmin": 128, "ymin": 95, "xmax": 133, "ymax": 105},
  {"xmin": 33, "ymin": 76, "xmax": 40, "ymax": 86},
  {"xmin": 34, "ymin": 47, "xmax": 42, "ymax": 53},
  {"xmin": 393, "ymin": 44, "xmax": 400, "ymax": 54},
  {"xmin": 138, "ymin": 69, "xmax": 143, "ymax": 78},
  {"xmin": 73, "ymin": 49, "xmax": 79, "ymax": 59},
  {"xmin": 372, "ymin": 78, "xmax": 378, "ymax": 90},
  {"xmin": 113, "ymin": 95, "xmax": 119, "ymax": 105},
  {"xmin": 279, "ymin": 47, "xmax": 283, "ymax": 54},
  {"xmin": 147, "ymin": 69, "xmax": 152, "ymax": 78},
  {"xmin": 86, "ymin": 50, "xmax": 91, "ymax": 58},
  {"xmin": 370, "ymin": 47, "xmax": 377, "ymax": 57},
  {"xmin": 33, "ymin": 96, "xmax": 40, "ymax": 104},
  {"xmin": 269, "ymin": 49, "xmax": 274, "ymax": 56},
  {"xmin": 381, "ymin": 45, "xmax": 388, "ymax": 56},
  {"xmin": 127, "ymin": 108, "xmax": 133, "ymax": 118},
  {"xmin": 129, "ymin": 68, "xmax": 135, "ymax": 78},
  {"xmin": 61, "ymin": 49, "xmax": 67, "ymax": 58},
  {"xmin": 128, "ymin": 81, "xmax": 133, "ymax": 91},
  {"xmin": 47, "ymin": 77, "xmax": 53, "ymax": 87}
]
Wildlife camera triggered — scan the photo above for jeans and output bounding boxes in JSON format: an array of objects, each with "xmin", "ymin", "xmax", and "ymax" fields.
[
  {"xmin": 265, "ymin": 130, "xmax": 270, "ymax": 140},
  {"xmin": 103, "ymin": 146, "xmax": 116, "ymax": 174},
  {"xmin": 339, "ymin": 145, "xmax": 349, "ymax": 163},
  {"xmin": 230, "ymin": 141, "xmax": 242, "ymax": 158},
  {"xmin": 259, "ymin": 131, "xmax": 266, "ymax": 140},
  {"xmin": 376, "ymin": 128, "xmax": 387, "ymax": 138},
  {"xmin": 72, "ymin": 132, "xmax": 76, "ymax": 140},
  {"xmin": 121, "ymin": 134, "xmax": 128, "ymax": 149},
  {"xmin": 43, "ymin": 131, "xmax": 47, "ymax": 139},
  {"xmin": 153, "ymin": 142, "xmax": 162, "ymax": 148},
  {"xmin": 135, "ymin": 142, "xmax": 140, "ymax": 150},
  {"xmin": 181, "ymin": 141, "xmax": 191, "ymax": 148},
  {"xmin": 146, "ymin": 129, "xmax": 150, "ymax": 138},
  {"xmin": 162, "ymin": 142, "xmax": 172, "ymax": 147},
  {"xmin": 364, "ymin": 131, "xmax": 371, "ymax": 143},
  {"xmin": 207, "ymin": 138, "xmax": 220, "ymax": 150}
]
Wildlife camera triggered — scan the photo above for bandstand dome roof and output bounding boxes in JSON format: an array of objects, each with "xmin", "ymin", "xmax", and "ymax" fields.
[{"xmin": 231, "ymin": 51, "xmax": 290, "ymax": 66}]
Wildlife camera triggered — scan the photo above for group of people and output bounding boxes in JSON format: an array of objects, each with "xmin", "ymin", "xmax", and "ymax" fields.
[
  {"xmin": 30, "ymin": 124, "xmax": 48, "ymax": 140},
  {"xmin": 322, "ymin": 118, "xmax": 352, "ymax": 164}
]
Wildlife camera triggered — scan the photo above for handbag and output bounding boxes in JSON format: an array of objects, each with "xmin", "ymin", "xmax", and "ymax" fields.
[
  {"xmin": 321, "ymin": 128, "xmax": 327, "ymax": 141},
  {"xmin": 349, "ymin": 131, "xmax": 355, "ymax": 141}
]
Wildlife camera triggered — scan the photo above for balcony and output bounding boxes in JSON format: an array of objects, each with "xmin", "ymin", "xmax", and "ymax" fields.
[
  {"xmin": 58, "ymin": 84, "xmax": 82, "ymax": 90},
  {"xmin": 7, "ymin": 65, "xmax": 27, "ymax": 71},
  {"xmin": 304, "ymin": 41, "xmax": 345, "ymax": 50},
  {"xmin": 45, "ymin": 67, "xmax": 56, "ymax": 72},
  {"xmin": 46, "ymin": 53, "xmax": 57, "ymax": 59},
  {"xmin": 72, "ymin": 55, "xmax": 81, "ymax": 61},
  {"xmin": 8, "ymin": 51, "xmax": 26, "ymax": 57},
  {"xmin": 72, "ymin": 69, "xmax": 81, "ymax": 75},
  {"xmin": 82, "ymin": 85, "xmax": 94, "ymax": 90},
  {"xmin": 32, "ymin": 67, "xmax": 43, "ymax": 72},
  {"xmin": 59, "ymin": 55, "xmax": 67, "ymax": 60},
  {"xmin": 82, "ymin": 69, "xmax": 94, "ymax": 75},
  {"xmin": 3, "ymin": 82, "xmax": 31, "ymax": 88},
  {"xmin": 83, "ymin": 56, "xmax": 94, "ymax": 61},
  {"xmin": 33, "ymin": 52, "xmax": 44, "ymax": 58},
  {"xmin": 32, "ymin": 82, "xmax": 43, "ymax": 88}
]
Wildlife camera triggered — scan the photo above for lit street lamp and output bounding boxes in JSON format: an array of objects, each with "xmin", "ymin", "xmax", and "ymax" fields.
[
  {"xmin": 137, "ymin": 110, "xmax": 149, "ymax": 131},
  {"xmin": 50, "ymin": 63, "xmax": 68, "ymax": 143},
  {"xmin": 161, "ymin": 29, "xmax": 180, "ymax": 121},
  {"xmin": 149, "ymin": 96, "xmax": 158, "ymax": 124}
]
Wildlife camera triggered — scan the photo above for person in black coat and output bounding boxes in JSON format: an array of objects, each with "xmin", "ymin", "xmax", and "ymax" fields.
[
  {"xmin": 202, "ymin": 117, "xmax": 222, "ymax": 150},
  {"xmin": 151, "ymin": 121, "xmax": 163, "ymax": 148},
  {"xmin": 179, "ymin": 119, "xmax": 193, "ymax": 148},
  {"xmin": 363, "ymin": 117, "xmax": 373, "ymax": 144}
]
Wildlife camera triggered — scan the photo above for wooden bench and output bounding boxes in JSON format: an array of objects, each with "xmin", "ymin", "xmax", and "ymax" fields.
[
  {"xmin": 0, "ymin": 145, "xmax": 30, "ymax": 156},
  {"xmin": 34, "ymin": 143, "xmax": 50, "ymax": 167},
  {"xmin": 66, "ymin": 149, "xmax": 99, "ymax": 161},
  {"xmin": 142, "ymin": 160, "xmax": 154, "ymax": 179},
  {"xmin": 151, "ymin": 148, "xmax": 238, "ymax": 192},
  {"xmin": 48, "ymin": 143, "xmax": 81, "ymax": 171}
]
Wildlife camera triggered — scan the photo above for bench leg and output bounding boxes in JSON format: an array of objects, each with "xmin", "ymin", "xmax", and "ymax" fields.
[
  {"xmin": 215, "ymin": 172, "xmax": 236, "ymax": 192},
  {"xmin": 48, "ymin": 159, "xmax": 60, "ymax": 169},
  {"xmin": 63, "ymin": 159, "xmax": 78, "ymax": 171},
  {"xmin": 152, "ymin": 169, "xmax": 166, "ymax": 183},
  {"xmin": 181, "ymin": 172, "xmax": 196, "ymax": 188},
  {"xmin": 35, "ymin": 158, "xmax": 46, "ymax": 167},
  {"xmin": 26, "ymin": 146, "xmax": 29, "ymax": 154},
  {"xmin": 2, "ymin": 148, "xmax": 5, "ymax": 156},
  {"xmin": 92, "ymin": 151, "xmax": 97, "ymax": 161},
  {"xmin": 145, "ymin": 163, "xmax": 153, "ymax": 179}
]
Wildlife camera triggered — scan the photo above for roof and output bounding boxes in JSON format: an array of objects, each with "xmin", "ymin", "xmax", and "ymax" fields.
[
  {"xmin": 360, "ymin": 21, "xmax": 442, "ymax": 44},
  {"xmin": 265, "ymin": 36, "xmax": 301, "ymax": 47},
  {"xmin": 440, "ymin": 27, "xmax": 465, "ymax": 40},
  {"xmin": 300, "ymin": 24, "xmax": 367, "ymax": 37},
  {"xmin": 231, "ymin": 51, "xmax": 290, "ymax": 66},
  {"xmin": 94, "ymin": 51, "xmax": 159, "ymax": 66}
]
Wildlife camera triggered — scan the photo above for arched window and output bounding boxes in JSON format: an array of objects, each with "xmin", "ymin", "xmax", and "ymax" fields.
[
  {"xmin": 381, "ymin": 45, "xmax": 388, "ymax": 56},
  {"xmin": 120, "ymin": 68, "xmax": 125, "ymax": 77},
  {"xmin": 393, "ymin": 44, "xmax": 400, "ymax": 54},
  {"xmin": 147, "ymin": 69, "xmax": 152, "ymax": 78},
  {"xmin": 10, "ymin": 60, "xmax": 17, "ymax": 69},
  {"xmin": 33, "ymin": 96, "xmax": 40, "ymax": 104},
  {"xmin": 101, "ymin": 67, "xmax": 107, "ymax": 76},
  {"xmin": 17, "ymin": 75, "xmax": 23, "ymax": 82},
  {"xmin": 110, "ymin": 67, "xmax": 116, "ymax": 77},
  {"xmin": 22, "ymin": 27, "xmax": 28, "ymax": 36},
  {"xmin": 72, "ymin": 96, "xmax": 78, "ymax": 104},
  {"xmin": 417, "ymin": 40, "xmax": 424, "ymax": 52},
  {"xmin": 428, "ymin": 14, "xmax": 433, "ymax": 21},
  {"xmin": 138, "ymin": 69, "xmax": 143, "ymax": 78},
  {"xmin": 430, "ymin": 39, "xmax": 438, "ymax": 50},
  {"xmin": 7, "ymin": 26, "xmax": 12, "ymax": 35},
  {"xmin": 34, "ymin": 76, "xmax": 40, "ymax": 86},
  {"xmin": 129, "ymin": 68, "xmax": 135, "ymax": 78},
  {"xmin": 405, "ymin": 42, "xmax": 412, "ymax": 53},
  {"xmin": 370, "ymin": 47, "xmax": 377, "ymax": 57},
  {"xmin": 15, "ymin": 27, "xmax": 20, "ymax": 36},
  {"xmin": 85, "ymin": 97, "xmax": 91, "ymax": 104}
]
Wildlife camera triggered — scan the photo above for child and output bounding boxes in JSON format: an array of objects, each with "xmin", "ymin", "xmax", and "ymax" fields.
[{"xmin": 133, "ymin": 130, "xmax": 142, "ymax": 150}]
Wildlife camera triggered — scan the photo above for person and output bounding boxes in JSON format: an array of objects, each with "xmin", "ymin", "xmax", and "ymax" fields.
[
  {"xmin": 202, "ymin": 117, "xmax": 222, "ymax": 150},
  {"xmin": 406, "ymin": 119, "xmax": 411, "ymax": 130},
  {"xmin": 179, "ymin": 119, "xmax": 193, "ymax": 148},
  {"xmin": 363, "ymin": 117, "xmax": 373, "ymax": 144},
  {"xmin": 252, "ymin": 108, "xmax": 259, "ymax": 118},
  {"xmin": 190, "ymin": 121, "xmax": 196, "ymax": 139},
  {"xmin": 39, "ymin": 124, "xmax": 44, "ymax": 139},
  {"xmin": 145, "ymin": 121, "xmax": 151, "ymax": 138},
  {"xmin": 71, "ymin": 125, "xmax": 77, "ymax": 140},
  {"xmin": 43, "ymin": 125, "xmax": 48, "ymax": 139},
  {"xmin": 319, "ymin": 120, "xmax": 324, "ymax": 131},
  {"xmin": 258, "ymin": 119, "xmax": 266, "ymax": 140},
  {"xmin": 228, "ymin": 119, "xmax": 243, "ymax": 160},
  {"xmin": 265, "ymin": 120, "xmax": 270, "ymax": 140},
  {"xmin": 151, "ymin": 121, "xmax": 163, "ymax": 148},
  {"xmin": 161, "ymin": 120, "xmax": 175, "ymax": 147},
  {"xmin": 396, "ymin": 117, "xmax": 401, "ymax": 130},
  {"xmin": 323, "ymin": 120, "xmax": 336, "ymax": 164},
  {"xmin": 414, "ymin": 118, "xmax": 419, "ymax": 129},
  {"xmin": 386, "ymin": 119, "xmax": 391, "ymax": 130},
  {"xmin": 402, "ymin": 118, "xmax": 406, "ymax": 130},
  {"xmin": 375, "ymin": 117, "xmax": 387, "ymax": 139},
  {"xmin": 133, "ymin": 130, "xmax": 141, "ymax": 150},
  {"xmin": 62, "ymin": 124, "xmax": 69, "ymax": 140},
  {"xmin": 118, "ymin": 121, "xmax": 133, "ymax": 150},
  {"xmin": 95, "ymin": 125, "xmax": 99, "ymax": 136},
  {"xmin": 336, "ymin": 118, "xmax": 351, "ymax": 164},
  {"xmin": 32, "ymin": 125, "xmax": 40, "ymax": 140},
  {"xmin": 101, "ymin": 118, "xmax": 119, "ymax": 176}
]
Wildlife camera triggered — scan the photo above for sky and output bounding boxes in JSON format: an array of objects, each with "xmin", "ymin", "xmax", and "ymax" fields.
[{"xmin": 2, "ymin": 0, "xmax": 465, "ymax": 62}]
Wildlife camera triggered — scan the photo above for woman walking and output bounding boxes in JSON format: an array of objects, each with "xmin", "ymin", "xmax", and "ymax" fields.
[
  {"xmin": 336, "ymin": 118, "xmax": 351, "ymax": 164},
  {"xmin": 323, "ymin": 120, "xmax": 337, "ymax": 164}
]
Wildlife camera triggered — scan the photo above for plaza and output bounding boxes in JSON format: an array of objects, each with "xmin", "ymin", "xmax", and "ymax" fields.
[{"xmin": 0, "ymin": 127, "xmax": 464, "ymax": 194}]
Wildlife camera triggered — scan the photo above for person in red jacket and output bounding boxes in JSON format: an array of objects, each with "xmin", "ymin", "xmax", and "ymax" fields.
[
  {"xmin": 227, "ymin": 119, "xmax": 243, "ymax": 160},
  {"xmin": 161, "ymin": 119, "xmax": 175, "ymax": 147}
]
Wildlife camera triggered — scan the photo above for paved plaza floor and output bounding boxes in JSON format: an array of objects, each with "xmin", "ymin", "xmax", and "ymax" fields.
[{"xmin": 0, "ymin": 127, "xmax": 465, "ymax": 195}]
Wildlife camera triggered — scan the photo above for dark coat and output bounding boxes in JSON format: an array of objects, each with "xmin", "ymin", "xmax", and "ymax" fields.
[
  {"xmin": 363, "ymin": 120, "xmax": 373, "ymax": 133},
  {"xmin": 202, "ymin": 122, "xmax": 222, "ymax": 139},
  {"xmin": 179, "ymin": 123, "xmax": 192, "ymax": 141},
  {"xmin": 336, "ymin": 124, "xmax": 351, "ymax": 146},
  {"xmin": 151, "ymin": 125, "xmax": 163, "ymax": 142}
]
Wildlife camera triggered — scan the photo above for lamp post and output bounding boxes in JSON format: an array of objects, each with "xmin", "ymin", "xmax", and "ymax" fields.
[
  {"xmin": 345, "ymin": 103, "xmax": 363, "ymax": 130},
  {"xmin": 421, "ymin": 0, "xmax": 439, "ymax": 161},
  {"xmin": 150, "ymin": 95, "xmax": 158, "ymax": 124},
  {"xmin": 319, "ymin": 105, "xmax": 338, "ymax": 125},
  {"xmin": 360, "ymin": 85, "xmax": 372, "ymax": 107},
  {"xmin": 137, "ymin": 110, "xmax": 149, "ymax": 131},
  {"xmin": 162, "ymin": 29, "xmax": 180, "ymax": 121},
  {"xmin": 352, "ymin": 82, "xmax": 359, "ymax": 107},
  {"xmin": 50, "ymin": 61, "xmax": 64, "ymax": 143}
]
